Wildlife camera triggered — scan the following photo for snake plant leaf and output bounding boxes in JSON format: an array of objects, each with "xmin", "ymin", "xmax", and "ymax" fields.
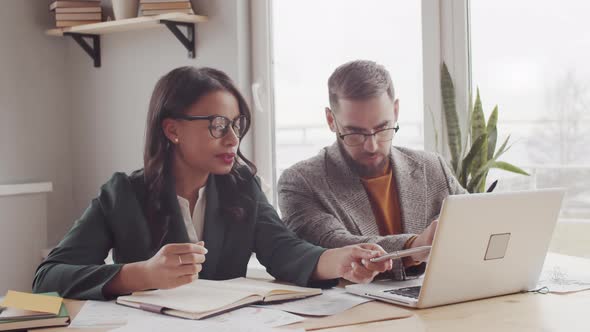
[
  {"xmin": 471, "ymin": 88, "xmax": 487, "ymax": 140},
  {"xmin": 487, "ymin": 105, "xmax": 498, "ymax": 161},
  {"xmin": 470, "ymin": 88, "xmax": 488, "ymax": 175},
  {"xmin": 461, "ymin": 133, "xmax": 487, "ymax": 187},
  {"xmin": 494, "ymin": 142, "xmax": 514, "ymax": 161},
  {"xmin": 478, "ymin": 170, "xmax": 489, "ymax": 192},
  {"xmin": 467, "ymin": 170, "xmax": 488, "ymax": 193},
  {"xmin": 467, "ymin": 160, "xmax": 493, "ymax": 192},
  {"xmin": 467, "ymin": 156, "xmax": 499, "ymax": 193},
  {"xmin": 491, "ymin": 161, "xmax": 530, "ymax": 176},
  {"xmin": 441, "ymin": 63, "xmax": 462, "ymax": 172},
  {"xmin": 467, "ymin": 159, "xmax": 530, "ymax": 192},
  {"xmin": 493, "ymin": 135, "xmax": 511, "ymax": 160}
]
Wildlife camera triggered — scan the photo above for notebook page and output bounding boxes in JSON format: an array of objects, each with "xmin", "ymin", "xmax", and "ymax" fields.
[
  {"xmin": 119, "ymin": 281, "xmax": 258, "ymax": 313},
  {"xmin": 220, "ymin": 278, "xmax": 321, "ymax": 297}
]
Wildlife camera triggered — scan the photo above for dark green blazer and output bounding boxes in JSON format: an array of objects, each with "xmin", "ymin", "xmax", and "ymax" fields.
[{"xmin": 32, "ymin": 169, "xmax": 332, "ymax": 300}]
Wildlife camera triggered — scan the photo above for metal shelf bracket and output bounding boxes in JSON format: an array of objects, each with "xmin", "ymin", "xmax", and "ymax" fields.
[
  {"xmin": 160, "ymin": 20, "xmax": 196, "ymax": 58},
  {"xmin": 64, "ymin": 32, "xmax": 101, "ymax": 68}
]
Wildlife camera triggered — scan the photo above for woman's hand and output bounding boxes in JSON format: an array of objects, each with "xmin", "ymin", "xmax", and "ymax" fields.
[
  {"xmin": 313, "ymin": 243, "xmax": 393, "ymax": 284},
  {"xmin": 104, "ymin": 242, "xmax": 207, "ymax": 296},
  {"xmin": 141, "ymin": 242, "xmax": 207, "ymax": 289}
]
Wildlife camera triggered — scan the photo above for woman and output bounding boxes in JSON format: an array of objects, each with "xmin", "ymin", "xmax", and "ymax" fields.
[{"xmin": 33, "ymin": 66, "xmax": 392, "ymax": 300}]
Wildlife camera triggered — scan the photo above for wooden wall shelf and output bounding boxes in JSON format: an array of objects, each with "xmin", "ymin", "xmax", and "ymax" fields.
[{"xmin": 45, "ymin": 13, "xmax": 208, "ymax": 68}]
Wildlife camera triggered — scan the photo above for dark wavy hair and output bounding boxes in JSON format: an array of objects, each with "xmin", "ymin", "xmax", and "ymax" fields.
[{"xmin": 143, "ymin": 66, "xmax": 257, "ymax": 247}]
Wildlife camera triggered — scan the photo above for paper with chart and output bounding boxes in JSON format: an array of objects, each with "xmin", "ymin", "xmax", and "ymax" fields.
[
  {"xmin": 69, "ymin": 300, "xmax": 176, "ymax": 328},
  {"xmin": 70, "ymin": 300, "xmax": 303, "ymax": 329},
  {"xmin": 255, "ymin": 288, "xmax": 373, "ymax": 316},
  {"xmin": 206, "ymin": 306, "xmax": 304, "ymax": 327},
  {"xmin": 536, "ymin": 252, "xmax": 590, "ymax": 294},
  {"xmin": 110, "ymin": 316, "xmax": 305, "ymax": 332}
]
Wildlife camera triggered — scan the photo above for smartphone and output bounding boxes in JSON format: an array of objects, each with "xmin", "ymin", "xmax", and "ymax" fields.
[{"xmin": 369, "ymin": 246, "xmax": 432, "ymax": 263}]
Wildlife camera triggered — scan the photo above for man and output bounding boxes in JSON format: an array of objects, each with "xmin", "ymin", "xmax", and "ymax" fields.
[{"xmin": 278, "ymin": 60, "xmax": 467, "ymax": 280}]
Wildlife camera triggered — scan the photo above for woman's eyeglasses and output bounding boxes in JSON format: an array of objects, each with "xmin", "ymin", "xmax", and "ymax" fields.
[{"xmin": 170, "ymin": 114, "xmax": 248, "ymax": 139}]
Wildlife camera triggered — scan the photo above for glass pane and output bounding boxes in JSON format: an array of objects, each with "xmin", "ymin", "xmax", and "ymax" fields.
[
  {"xmin": 272, "ymin": 0, "xmax": 424, "ymax": 175},
  {"xmin": 470, "ymin": 1, "xmax": 590, "ymax": 224}
]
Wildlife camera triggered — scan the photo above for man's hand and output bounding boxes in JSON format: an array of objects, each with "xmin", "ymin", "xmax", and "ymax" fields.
[{"xmin": 408, "ymin": 220, "xmax": 438, "ymax": 262}]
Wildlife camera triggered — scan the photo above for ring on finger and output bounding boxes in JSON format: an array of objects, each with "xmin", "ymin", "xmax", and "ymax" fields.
[{"xmin": 178, "ymin": 255, "xmax": 183, "ymax": 265}]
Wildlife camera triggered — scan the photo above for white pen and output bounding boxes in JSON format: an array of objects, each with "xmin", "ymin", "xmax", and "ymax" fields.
[{"xmin": 369, "ymin": 246, "xmax": 432, "ymax": 263}]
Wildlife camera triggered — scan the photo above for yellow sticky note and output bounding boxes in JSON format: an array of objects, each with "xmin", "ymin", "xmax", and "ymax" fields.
[{"xmin": 0, "ymin": 291, "xmax": 62, "ymax": 315}]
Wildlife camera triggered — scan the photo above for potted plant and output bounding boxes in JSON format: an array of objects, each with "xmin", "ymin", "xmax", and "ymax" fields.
[{"xmin": 439, "ymin": 62, "xmax": 529, "ymax": 193}]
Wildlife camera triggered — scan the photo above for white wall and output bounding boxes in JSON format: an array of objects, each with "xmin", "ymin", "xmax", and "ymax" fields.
[
  {"xmin": 0, "ymin": 191, "xmax": 48, "ymax": 293},
  {"xmin": 0, "ymin": 0, "xmax": 252, "ymax": 249},
  {"xmin": 0, "ymin": 0, "xmax": 74, "ymax": 246},
  {"xmin": 68, "ymin": 0, "xmax": 252, "ymax": 222}
]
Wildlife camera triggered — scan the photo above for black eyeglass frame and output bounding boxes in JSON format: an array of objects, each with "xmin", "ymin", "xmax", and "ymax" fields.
[
  {"xmin": 332, "ymin": 114, "xmax": 400, "ymax": 147},
  {"xmin": 169, "ymin": 114, "xmax": 249, "ymax": 139}
]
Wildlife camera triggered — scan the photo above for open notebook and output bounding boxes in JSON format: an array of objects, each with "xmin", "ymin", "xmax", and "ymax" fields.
[{"xmin": 116, "ymin": 278, "xmax": 322, "ymax": 320}]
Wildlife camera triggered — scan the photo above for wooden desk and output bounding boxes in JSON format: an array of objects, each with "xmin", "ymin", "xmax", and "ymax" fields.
[
  {"xmin": 40, "ymin": 290, "xmax": 589, "ymax": 332},
  {"xmin": 333, "ymin": 291, "xmax": 590, "ymax": 332}
]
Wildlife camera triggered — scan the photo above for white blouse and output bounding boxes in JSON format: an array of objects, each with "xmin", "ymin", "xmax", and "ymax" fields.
[{"xmin": 176, "ymin": 186, "xmax": 206, "ymax": 243}]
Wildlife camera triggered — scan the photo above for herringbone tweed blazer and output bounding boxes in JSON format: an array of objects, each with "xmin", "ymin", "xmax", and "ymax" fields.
[{"xmin": 278, "ymin": 143, "xmax": 467, "ymax": 279}]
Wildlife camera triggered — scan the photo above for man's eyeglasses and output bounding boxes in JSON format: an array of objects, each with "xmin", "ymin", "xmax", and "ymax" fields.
[
  {"xmin": 170, "ymin": 114, "xmax": 248, "ymax": 139},
  {"xmin": 333, "ymin": 115, "xmax": 400, "ymax": 147},
  {"xmin": 338, "ymin": 125, "xmax": 400, "ymax": 146}
]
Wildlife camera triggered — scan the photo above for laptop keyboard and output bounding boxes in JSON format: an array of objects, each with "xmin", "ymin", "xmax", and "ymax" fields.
[{"xmin": 384, "ymin": 286, "xmax": 422, "ymax": 299}]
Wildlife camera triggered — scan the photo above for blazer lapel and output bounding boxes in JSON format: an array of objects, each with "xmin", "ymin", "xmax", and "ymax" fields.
[
  {"xmin": 391, "ymin": 148, "xmax": 428, "ymax": 233},
  {"xmin": 325, "ymin": 143, "xmax": 378, "ymax": 235},
  {"xmin": 200, "ymin": 175, "xmax": 227, "ymax": 279},
  {"xmin": 324, "ymin": 144, "xmax": 428, "ymax": 235},
  {"xmin": 159, "ymin": 175, "xmax": 190, "ymax": 246}
]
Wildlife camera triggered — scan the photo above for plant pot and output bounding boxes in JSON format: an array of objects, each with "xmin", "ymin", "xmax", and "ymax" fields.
[{"xmin": 112, "ymin": 0, "xmax": 139, "ymax": 20}]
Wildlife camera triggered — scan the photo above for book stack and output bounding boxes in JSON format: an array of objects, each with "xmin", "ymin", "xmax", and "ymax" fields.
[
  {"xmin": 0, "ymin": 292, "xmax": 70, "ymax": 331},
  {"xmin": 139, "ymin": 0, "xmax": 195, "ymax": 17},
  {"xmin": 49, "ymin": 1, "xmax": 102, "ymax": 28}
]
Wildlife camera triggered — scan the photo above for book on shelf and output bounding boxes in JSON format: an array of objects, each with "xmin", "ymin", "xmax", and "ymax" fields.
[
  {"xmin": 0, "ymin": 293, "xmax": 69, "ymax": 331},
  {"xmin": 140, "ymin": 0, "xmax": 191, "ymax": 3},
  {"xmin": 140, "ymin": 2, "xmax": 193, "ymax": 10},
  {"xmin": 141, "ymin": 8, "xmax": 194, "ymax": 16},
  {"xmin": 55, "ymin": 7, "xmax": 101, "ymax": 13},
  {"xmin": 56, "ymin": 20, "xmax": 101, "ymax": 27},
  {"xmin": 55, "ymin": 13, "xmax": 102, "ymax": 20},
  {"xmin": 116, "ymin": 277, "xmax": 322, "ymax": 320},
  {"xmin": 49, "ymin": 1, "xmax": 101, "ymax": 11}
]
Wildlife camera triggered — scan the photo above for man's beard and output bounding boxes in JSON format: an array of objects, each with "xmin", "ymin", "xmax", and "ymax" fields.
[{"xmin": 337, "ymin": 140, "xmax": 391, "ymax": 178}]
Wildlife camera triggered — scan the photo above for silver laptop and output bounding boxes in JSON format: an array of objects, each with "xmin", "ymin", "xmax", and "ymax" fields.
[{"xmin": 346, "ymin": 189, "xmax": 565, "ymax": 308}]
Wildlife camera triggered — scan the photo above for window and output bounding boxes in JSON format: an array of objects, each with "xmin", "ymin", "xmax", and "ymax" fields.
[
  {"xmin": 271, "ymin": 0, "xmax": 425, "ymax": 175},
  {"xmin": 470, "ymin": 0, "xmax": 590, "ymax": 253},
  {"xmin": 252, "ymin": 0, "xmax": 587, "ymax": 254}
]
